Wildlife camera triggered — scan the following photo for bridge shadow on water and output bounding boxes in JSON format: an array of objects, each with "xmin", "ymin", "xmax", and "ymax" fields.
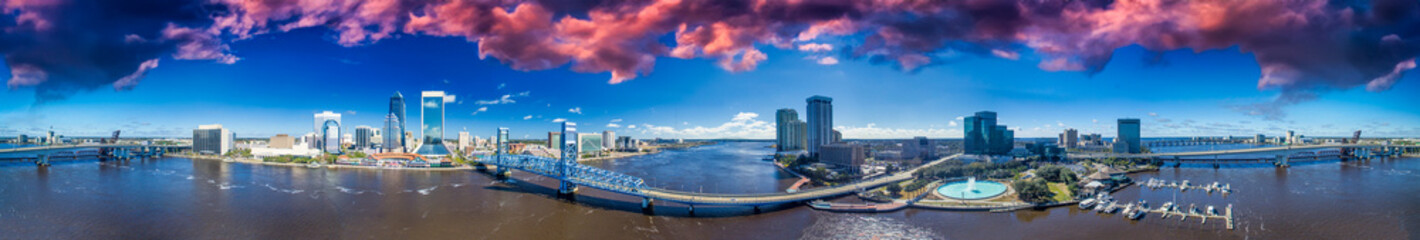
[{"xmin": 469, "ymin": 169, "xmax": 801, "ymax": 218}]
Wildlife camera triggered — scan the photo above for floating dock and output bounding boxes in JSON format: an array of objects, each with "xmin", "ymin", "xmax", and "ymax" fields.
[
  {"xmin": 1133, "ymin": 203, "xmax": 1234, "ymax": 230},
  {"xmin": 1143, "ymin": 178, "xmax": 1232, "ymax": 194}
]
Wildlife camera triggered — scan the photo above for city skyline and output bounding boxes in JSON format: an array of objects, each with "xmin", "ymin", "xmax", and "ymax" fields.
[{"xmin": 2, "ymin": 1, "xmax": 1419, "ymax": 139}]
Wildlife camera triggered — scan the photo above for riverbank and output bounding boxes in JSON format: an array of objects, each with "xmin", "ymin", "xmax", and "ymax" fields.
[{"xmin": 175, "ymin": 154, "xmax": 475, "ymax": 171}]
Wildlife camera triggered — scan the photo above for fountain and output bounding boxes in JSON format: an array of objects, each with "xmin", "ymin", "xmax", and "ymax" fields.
[
  {"xmin": 936, "ymin": 177, "xmax": 1007, "ymax": 200},
  {"xmin": 967, "ymin": 177, "xmax": 977, "ymax": 193}
]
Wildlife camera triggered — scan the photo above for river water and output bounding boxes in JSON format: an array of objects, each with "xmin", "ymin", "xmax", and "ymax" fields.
[{"xmin": 0, "ymin": 141, "xmax": 1415, "ymax": 239}]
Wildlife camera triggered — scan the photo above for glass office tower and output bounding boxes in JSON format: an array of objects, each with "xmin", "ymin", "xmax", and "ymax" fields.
[{"xmin": 415, "ymin": 91, "xmax": 450, "ymax": 156}]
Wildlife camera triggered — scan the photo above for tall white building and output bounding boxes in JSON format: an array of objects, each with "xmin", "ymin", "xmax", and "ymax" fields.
[
  {"xmin": 602, "ymin": 130, "xmax": 615, "ymax": 150},
  {"xmin": 314, "ymin": 111, "xmax": 342, "ymax": 153},
  {"xmin": 193, "ymin": 124, "xmax": 234, "ymax": 155},
  {"xmin": 806, "ymin": 95, "xmax": 833, "ymax": 156},
  {"xmin": 1059, "ymin": 128, "xmax": 1078, "ymax": 148},
  {"xmin": 458, "ymin": 131, "xmax": 471, "ymax": 152},
  {"xmin": 414, "ymin": 91, "xmax": 450, "ymax": 156}
]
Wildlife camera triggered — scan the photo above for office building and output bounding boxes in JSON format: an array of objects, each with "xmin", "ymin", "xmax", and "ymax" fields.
[
  {"xmin": 832, "ymin": 130, "xmax": 842, "ymax": 143},
  {"xmin": 269, "ymin": 134, "xmax": 294, "ymax": 149},
  {"xmin": 193, "ymin": 124, "xmax": 234, "ymax": 155},
  {"xmin": 963, "ymin": 111, "xmax": 1014, "ymax": 155},
  {"xmin": 548, "ymin": 132, "xmax": 562, "ymax": 150},
  {"xmin": 903, "ymin": 136, "xmax": 935, "ymax": 160},
  {"xmin": 1059, "ymin": 128, "xmax": 1078, "ymax": 148},
  {"xmin": 806, "ymin": 96, "xmax": 833, "ymax": 156},
  {"xmin": 382, "ymin": 113, "xmax": 402, "ymax": 152},
  {"xmin": 17, "ymin": 134, "xmax": 27, "ymax": 144},
  {"xmin": 602, "ymin": 130, "xmax": 615, "ymax": 150},
  {"xmin": 578, "ymin": 133, "xmax": 603, "ymax": 154},
  {"xmin": 820, "ymin": 143, "xmax": 865, "ymax": 168},
  {"xmin": 389, "ymin": 92, "xmax": 407, "ymax": 151},
  {"xmin": 1255, "ymin": 134, "xmax": 1266, "ymax": 144},
  {"xmin": 616, "ymin": 136, "xmax": 639, "ymax": 152},
  {"xmin": 775, "ymin": 109, "xmax": 807, "ymax": 151},
  {"xmin": 1114, "ymin": 118, "xmax": 1141, "ymax": 153},
  {"xmin": 354, "ymin": 126, "xmax": 375, "ymax": 149},
  {"xmin": 313, "ymin": 111, "xmax": 342, "ymax": 153},
  {"xmin": 458, "ymin": 131, "xmax": 471, "ymax": 152},
  {"xmin": 414, "ymin": 91, "xmax": 451, "ymax": 156}
]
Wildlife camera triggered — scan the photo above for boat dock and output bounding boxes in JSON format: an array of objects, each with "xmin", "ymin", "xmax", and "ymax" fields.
[
  {"xmin": 1143, "ymin": 178, "xmax": 1232, "ymax": 194},
  {"xmin": 1137, "ymin": 203, "xmax": 1235, "ymax": 230}
]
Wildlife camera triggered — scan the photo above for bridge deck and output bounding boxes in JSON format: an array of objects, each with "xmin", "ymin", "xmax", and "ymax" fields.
[{"xmin": 479, "ymin": 153, "xmax": 960, "ymax": 206}]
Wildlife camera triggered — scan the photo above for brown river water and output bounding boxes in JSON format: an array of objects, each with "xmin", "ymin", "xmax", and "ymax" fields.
[{"xmin": 1, "ymin": 142, "xmax": 1416, "ymax": 239}]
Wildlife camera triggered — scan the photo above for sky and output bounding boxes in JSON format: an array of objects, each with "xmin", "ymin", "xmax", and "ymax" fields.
[{"xmin": 2, "ymin": 0, "xmax": 1419, "ymax": 140}]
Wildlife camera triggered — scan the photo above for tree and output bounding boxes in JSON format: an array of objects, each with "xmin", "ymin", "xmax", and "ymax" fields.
[
  {"xmin": 1012, "ymin": 179, "xmax": 1055, "ymax": 203},
  {"xmin": 1036, "ymin": 165, "xmax": 1077, "ymax": 184},
  {"xmin": 886, "ymin": 184, "xmax": 903, "ymax": 198}
]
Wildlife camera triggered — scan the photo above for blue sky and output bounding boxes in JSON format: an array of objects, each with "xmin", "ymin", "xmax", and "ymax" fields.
[{"xmin": 2, "ymin": 28, "xmax": 1418, "ymax": 140}]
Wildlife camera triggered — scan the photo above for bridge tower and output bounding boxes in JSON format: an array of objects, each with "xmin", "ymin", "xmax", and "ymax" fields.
[
  {"xmin": 558, "ymin": 122, "xmax": 579, "ymax": 196},
  {"xmin": 494, "ymin": 127, "xmax": 511, "ymax": 179}
]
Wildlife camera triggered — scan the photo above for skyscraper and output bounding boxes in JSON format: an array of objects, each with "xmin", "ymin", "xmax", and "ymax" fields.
[
  {"xmin": 602, "ymin": 130, "xmax": 615, "ymax": 150},
  {"xmin": 193, "ymin": 124, "xmax": 234, "ymax": 155},
  {"xmin": 775, "ymin": 108, "xmax": 805, "ymax": 151},
  {"xmin": 458, "ymin": 131, "xmax": 471, "ymax": 152},
  {"xmin": 1115, "ymin": 118, "xmax": 1141, "ymax": 153},
  {"xmin": 354, "ymin": 126, "xmax": 375, "ymax": 149},
  {"xmin": 389, "ymin": 92, "xmax": 406, "ymax": 151},
  {"xmin": 415, "ymin": 91, "xmax": 450, "ymax": 156},
  {"xmin": 1059, "ymin": 128, "xmax": 1078, "ymax": 148},
  {"xmin": 383, "ymin": 113, "xmax": 401, "ymax": 152},
  {"xmin": 314, "ymin": 111, "xmax": 342, "ymax": 153},
  {"xmin": 963, "ymin": 111, "xmax": 1013, "ymax": 155},
  {"xmin": 806, "ymin": 96, "xmax": 833, "ymax": 156}
]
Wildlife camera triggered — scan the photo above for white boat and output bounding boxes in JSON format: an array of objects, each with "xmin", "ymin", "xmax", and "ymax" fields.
[
  {"xmin": 1078, "ymin": 198, "xmax": 1097, "ymax": 210},
  {"xmin": 1095, "ymin": 201, "xmax": 1111, "ymax": 212},
  {"xmin": 1129, "ymin": 206, "xmax": 1147, "ymax": 220},
  {"xmin": 1207, "ymin": 206, "xmax": 1218, "ymax": 215},
  {"xmin": 306, "ymin": 162, "xmax": 321, "ymax": 168}
]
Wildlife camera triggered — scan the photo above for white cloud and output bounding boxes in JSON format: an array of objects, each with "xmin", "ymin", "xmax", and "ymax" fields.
[
  {"xmin": 444, "ymin": 94, "xmax": 457, "ymax": 103},
  {"xmin": 568, "ymin": 107, "xmax": 582, "ymax": 114},
  {"xmin": 816, "ymin": 56, "xmax": 839, "ymax": 65},
  {"xmin": 476, "ymin": 91, "xmax": 531, "ymax": 105},
  {"xmin": 552, "ymin": 118, "xmax": 567, "ymax": 123},
  {"xmin": 523, "ymin": 115, "xmax": 533, "ymax": 120},
  {"xmin": 610, "ymin": 119, "xmax": 623, "ymax": 123},
  {"xmin": 1148, "ymin": 112, "xmax": 1159, "ymax": 117},
  {"xmin": 476, "ymin": 95, "xmax": 516, "ymax": 105},
  {"xmin": 1092, "ymin": 119, "xmax": 1099, "ymax": 124},
  {"xmin": 834, "ymin": 123, "xmax": 963, "ymax": 139},
  {"xmin": 955, "ymin": 116, "xmax": 966, "ymax": 121},
  {"xmin": 423, "ymin": 100, "xmax": 439, "ymax": 108},
  {"xmin": 797, "ymin": 43, "xmax": 833, "ymax": 52},
  {"xmin": 606, "ymin": 123, "xmax": 621, "ymax": 128},
  {"xmin": 345, "ymin": 110, "xmax": 357, "ymax": 115},
  {"xmin": 497, "ymin": 83, "xmax": 506, "ymax": 89},
  {"xmin": 1057, "ymin": 121, "xmax": 1065, "ymax": 127},
  {"xmin": 627, "ymin": 125, "xmax": 636, "ymax": 129},
  {"xmin": 948, "ymin": 121, "xmax": 958, "ymax": 127},
  {"xmin": 682, "ymin": 122, "xmax": 689, "ymax": 125},
  {"xmin": 638, "ymin": 112, "xmax": 774, "ymax": 139},
  {"xmin": 471, "ymin": 107, "xmax": 487, "ymax": 115}
]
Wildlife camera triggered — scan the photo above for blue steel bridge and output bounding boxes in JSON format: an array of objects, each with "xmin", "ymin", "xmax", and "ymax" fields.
[
  {"xmin": 472, "ymin": 153, "xmax": 941, "ymax": 210},
  {"xmin": 478, "ymin": 124, "xmax": 943, "ymax": 211}
]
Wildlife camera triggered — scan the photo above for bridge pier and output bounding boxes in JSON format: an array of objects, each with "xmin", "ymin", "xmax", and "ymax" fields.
[
  {"xmin": 558, "ymin": 181, "xmax": 578, "ymax": 196},
  {"xmin": 753, "ymin": 206, "xmax": 761, "ymax": 214},
  {"xmin": 1274, "ymin": 154, "xmax": 1289, "ymax": 168},
  {"xmin": 494, "ymin": 167, "xmax": 511, "ymax": 179},
  {"xmin": 688, "ymin": 205, "xmax": 695, "ymax": 215},
  {"xmin": 35, "ymin": 154, "xmax": 50, "ymax": 167},
  {"xmin": 641, "ymin": 197, "xmax": 654, "ymax": 212}
]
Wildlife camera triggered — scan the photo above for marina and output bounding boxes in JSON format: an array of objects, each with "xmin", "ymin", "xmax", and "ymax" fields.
[
  {"xmin": 1142, "ymin": 178, "xmax": 1232, "ymax": 194},
  {"xmin": 1080, "ymin": 193, "xmax": 1236, "ymax": 230}
]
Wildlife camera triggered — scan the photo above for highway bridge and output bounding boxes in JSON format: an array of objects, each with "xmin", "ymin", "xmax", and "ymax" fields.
[
  {"xmin": 0, "ymin": 144, "xmax": 189, "ymax": 166},
  {"xmin": 479, "ymin": 123, "xmax": 956, "ymax": 212},
  {"xmin": 1069, "ymin": 143, "xmax": 1416, "ymax": 167}
]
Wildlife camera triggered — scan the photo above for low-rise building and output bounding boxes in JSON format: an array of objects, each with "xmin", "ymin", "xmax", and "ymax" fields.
[{"xmin": 820, "ymin": 143, "xmax": 865, "ymax": 168}]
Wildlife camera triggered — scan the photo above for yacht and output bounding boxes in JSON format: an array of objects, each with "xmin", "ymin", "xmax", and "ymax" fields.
[
  {"xmin": 1207, "ymin": 206, "xmax": 1218, "ymax": 216},
  {"xmin": 1129, "ymin": 205, "xmax": 1147, "ymax": 220},
  {"xmin": 1078, "ymin": 198, "xmax": 1097, "ymax": 210}
]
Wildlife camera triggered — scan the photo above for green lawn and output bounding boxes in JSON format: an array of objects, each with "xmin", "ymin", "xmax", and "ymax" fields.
[{"xmin": 1047, "ymin": 182, "xmax": 1073, "ymax": 202}]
